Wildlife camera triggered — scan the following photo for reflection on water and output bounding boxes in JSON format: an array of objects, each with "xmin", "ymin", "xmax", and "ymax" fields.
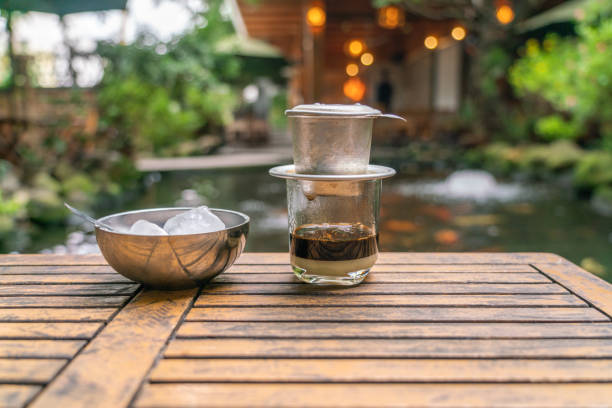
[{"xmin": 31, "ymin": 166, "xmax": 612, "ymax": 283}]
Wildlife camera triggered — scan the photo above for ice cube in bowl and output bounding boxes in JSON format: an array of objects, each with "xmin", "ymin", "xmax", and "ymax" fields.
[{"xmin": 95, "ymin": 208, "xmax": 249, "ymax": 289}]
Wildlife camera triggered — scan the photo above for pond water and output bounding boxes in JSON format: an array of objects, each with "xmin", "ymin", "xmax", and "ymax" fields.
[{"xmin": 26, "ymin": 165, "xmax": 612, "ymax": 283}]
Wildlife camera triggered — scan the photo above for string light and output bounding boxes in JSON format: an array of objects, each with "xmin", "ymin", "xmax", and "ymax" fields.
[
  {"xmin": 496, "ymin": 4, "xmax": 515, "ymax": 24},
  {"xmin": 424, "ymin": 36, "xmax": 438, "ymax": 50},
  {"xmin": 360, "ymin": 52, "xmax": 374, "ymax": 66},
  {"xmin": 346, "ymin": 39, "xmax": 365, "ymax": 57},
  {"xmin": 343, "ymin": 77, "xmax": 366, "ymax": 101},
  {"xmin": 378, "ymin": 5, "xmax": 405, "ymax": 29},
  {"xmin": 451, "ymin": 26, "xmax": 466, "ymax": 41},
  {"xmin": 346, "ymin": 63, "xmax": 359, "ymax": 77},
  {"xmin": 306, "ymin": 5, "xmax": 326, "ymax": 28}
]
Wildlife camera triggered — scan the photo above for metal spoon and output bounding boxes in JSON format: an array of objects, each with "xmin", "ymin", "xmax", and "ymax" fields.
[{"xmin": 64, "ymin": 203, "xmax": 116, "ymax": 232}]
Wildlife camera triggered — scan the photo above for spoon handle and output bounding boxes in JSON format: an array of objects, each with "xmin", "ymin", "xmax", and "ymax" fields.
[{"xmin": 64, "ymin": 203, "xmax": 113, "ymax": 231}]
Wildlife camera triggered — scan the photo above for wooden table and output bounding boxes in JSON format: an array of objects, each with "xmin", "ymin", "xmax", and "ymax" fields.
[{"xmin": 1, "ymin": 252, "xmax": 611, "ymax": 408}]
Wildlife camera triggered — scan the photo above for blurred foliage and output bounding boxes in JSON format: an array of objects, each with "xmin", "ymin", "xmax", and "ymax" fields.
[
  {"xmin": 96, "ymin": 0, "xmax": 241, "ymax": 155},
  {"xmin": 510, "ymin": 0, "xmax": 612, "ymax": 147}
]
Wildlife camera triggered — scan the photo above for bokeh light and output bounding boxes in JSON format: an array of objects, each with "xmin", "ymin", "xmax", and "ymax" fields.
[
  {"xmin": 424, "ymin": 36, "xmax": 438, "ymax": 50},
  {"xmin": 347, "ymin": 39, "xmax": 365, "ymax": 57},
  {"xmin": 378, "ymin": 5, "xmax": 404, "ymax": 29},
  {"xmin": 360, "ymin": 52, "xmax": 374, "ymax": 66},
  {"xmin": 343, "ymin": 77, "xmax": 366, "ymax": 101},
  {"xmin": 346, "ymin": 63, "xmax": 359, "ymax": 76},
  {"xmin": 451, "ymin": 26, "xmax": 466, "ymax": 41},
  {"xmin": 496, "ymin": 5, "xmax": 515, "ymax": 25},
  {"xmin": 306, "ymin": 6, "xmax": 326, "ymax": 28}
]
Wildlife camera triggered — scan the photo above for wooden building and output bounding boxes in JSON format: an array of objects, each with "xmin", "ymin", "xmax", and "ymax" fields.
[{"xmin": 228, "ymin": 0, "xmax": 464, "ymax": 128}]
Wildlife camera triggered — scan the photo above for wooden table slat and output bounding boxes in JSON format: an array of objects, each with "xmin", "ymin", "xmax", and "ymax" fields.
[
  {"xmin": 151, "ymin": 358, "xmax": 612, "ymax": 383},
  {"xmin": 0, "ymin": 284, "xmax": 138, "ymax": 296},
  {"xmin": 134, "ymin": 383, "xmax": 612, "ymax": 408},
  {"xmin": 176, "ymin": 322, "xmax": 612, "ymax": 339},
  {"xmin": 202, "ymin": 283, "xmax": 568, "ymax": 295},
  {"xmin": 0, "ymin": 265, "xmax": 115, "ymax": 274},
  {"xmin": 213, "ymin": 272, "xmax": 551, "ymax": 284},
  {"xmin": 162, "ymin": 338, "xmax": 612, "ymax": 358},
  {"xmin": 194, "ymin": 294, "xmax": 586, "ymax": 307},
  {"xmin": 187, "ymin": 306, "xmax": 608, "ymax": 322},
  {"xmin": 0, "ymin": 274, "xmax": 133, "ymax": 284},
  {"xmin": 0, "ymin": 323, "xmax": 103, "ymax": 339},
  {"xmin": 226, "ymin": 263, "xmax": 539, "ymax": 273},
  {"xmin": 0, "ymin": 308, "xmax": 117, "ymax": 322},
  {"xmin": 0, "ymin": 359, "xmax": 66, "ymax": 384},
  {"xmin": 0, "ymin": 296, "xmax": 130, "ymax": 308},
  {"xmin": 166, "ymin": 338, "xmax": 612, "ymax": 358},
  {"xmin": 0, "ymin": 340, "xmax": 85, "ymax": 358}
]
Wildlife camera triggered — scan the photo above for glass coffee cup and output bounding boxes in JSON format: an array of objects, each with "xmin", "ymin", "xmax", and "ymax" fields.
[{"xmin": 270, "ymin": 165, "xmax": 395, "ymax": 285}]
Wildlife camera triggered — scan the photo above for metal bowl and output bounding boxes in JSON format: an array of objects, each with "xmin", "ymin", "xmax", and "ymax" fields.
[{"xmin": 95, "ymin": 208, "xmax": 249, "ymax": 290}]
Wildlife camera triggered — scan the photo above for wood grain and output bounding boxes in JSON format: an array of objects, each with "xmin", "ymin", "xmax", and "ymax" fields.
[
  {"xmin": 0, "ymin": 323, "xmax": 103, "ymax": 339},
  {"xmin": 0, "ymin": 340, "xmax": 85, "ymax": 358},
  {"xmin": 134, "ymin": 383, "xmax": 612, "ymax": 408},
  {"xmin": 0, "ymin": 308, "xmax": 116, "ymax": 322},
  {"xmin": 0, "ymin": 274, "xmax": 132, "ymax": 284},
  {"xmin": 165, "ymin": 338, "xmax": 612, "ymax": 359},
  {"xmin": 195, "ymin": 294, "xmax": 585, "ymax": 307},
  {"xmin": 176, "ymin": 322, "xmax": 612, "ymax": 339},
  {"xmin": 226, "ymin": 263, "xmax": 538, "ymax": 273},
  {"xmin": 0, "ymin": 284, "xmax": 138, "ymax": 296},
  {"xmin": 0, "ymin": 254, "xmax": 106, "ymax": 266},
  {"xmin": 29, "ymin": 289, "xmax": 197, "ymax": 408},
  {"xmin": 0, "ymin": 359, "xmax": 66, "ymax": 384},
  {"xmin": 0, "ymin": 296, "xmax": 130, "ymax": 308},
  {"xmin": 213, "ymin": 272, "xmax": 550, "ymax": 284},
  {"xmin": 234, "ymin": 252, "xmax": 565, "ymax": 265},
  {"xmin": 201, "ymin": 283, "xmax": 568, "ymax": 295},
  {"xmin": 536, "ymin": 263, "xmax": 612, "ymax": 317},
  {"xmin": 0, "ymin": 385, "xmax": 41, "ymax": 408},
  {"xmin": 187, "ymin": 307, "xmax": 608, "ymax": 322},
  {"xmin": 0, "ymin": 265, "xmax": 115, "ymax": 274},
  {"xmin": 151, "ymin": 359, "xmax": 612, "ymax": 382},
  {"xmin": 162, "ymin": 338, "xmax": 612, "ymax": 358}
]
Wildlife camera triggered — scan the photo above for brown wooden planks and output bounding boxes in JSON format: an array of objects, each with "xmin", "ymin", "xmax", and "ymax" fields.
[
  {"xmin": 166, "ymin": 338, "xmax": 612, "ymax": 359},
  {"xmin": 0, "ymin": 340, "xmax": 85, "ymax": 358},
  {"xmin": 162, "ymin": 338, "xmax": 612, "ymax": 358},
  {"xmin": 234, "ymin": 252, "xmax": 565, "ymax": 265},
  {"xmin": 201, "ymin": 283, "xmax": 568, "ymax": 295},
  {"xmin": 213, "ymin": 272, "xmax": 551, "ymax": 284},
  {"xmin": 536, "ymin": 263, "xmax": 612, "ymax": 316},
  {"xmin": 0, "ymin": 359, "xmax": 66, "ymax": 384},
  {"xmin": 0, "ymin": 284, "xmax": 138, "ymax": 296},
  {"xmin": 0, "ymin": 274, "xmax": 132, "ymax": 284},
  {"xmin": 187, "ymin": 307, "xmax": 608, "ymax": 322},
  {"xmin": 0, "ymin": 265, "xmax": 115, "ymax": 274},
  {"xmin": 0, "ymin": 254, "xmax": 106, "ymax": 266},
  {"xmin": 195, "ymin": 294, "xmax": 585, "ymax": 307},
  {"xmin": 134, "ymin": 383, "xmax": 612, "ymax": 408},
  {"xmin": 0, "ymin": 385, "xmax": 41, "ymax": 408},
  {"xmin": 29, "ymin": 289, "xmax": 197, "ymax": 408},
  {"xmin": 0, "ymin": 308, "xmax": 116, "ymax": 322},
  {"xmin": 226, "ymin": 263, "xmax": 538, "ymax": 273},
  {"xmin": 0, "ymin": 323, "xmax": 103, "ymax": 339},
  {"xmin": 151, "ymin": 359, "xmax": 612, "ymax": 383},
  {"xmin": 0, "ymin": 296, "xmax": 129, "ymax": 308},
  {"xmin": 176, "ymin": 322, "xmax": 612, "ymax": 339}
]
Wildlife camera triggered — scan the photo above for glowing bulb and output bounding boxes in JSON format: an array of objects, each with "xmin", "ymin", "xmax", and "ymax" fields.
[
  {"xmin": 347, "ymin": 40, "xmax": 365, "ymax": 57},
  {"xmin": 306, "ymin": 6, "xmax": 326, "ymax": 28},
  {"xmin": 378, "ymin": 5, "xmax": 404, "ymax": 29},
  {"xmin": 346, "ymin": 63, "xmax": 359, "ymax": 77},
  {"xmin": 360, "ymin": 52, "xmax": 374, "ymax": 66},
  {"xmin": 424, "ymin": 36, "xmax": 438, "ymax": 50},
  {"xmin": 451, "ymin": 26, "xmax": 466, "ymax": 41},
  {"xmin": 496, "ymin": 5, "xmax": 515, "ymax": 24},
  {"xmin": 343, "ymin": 77, "xmax": 366, "ymax": 102}
]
